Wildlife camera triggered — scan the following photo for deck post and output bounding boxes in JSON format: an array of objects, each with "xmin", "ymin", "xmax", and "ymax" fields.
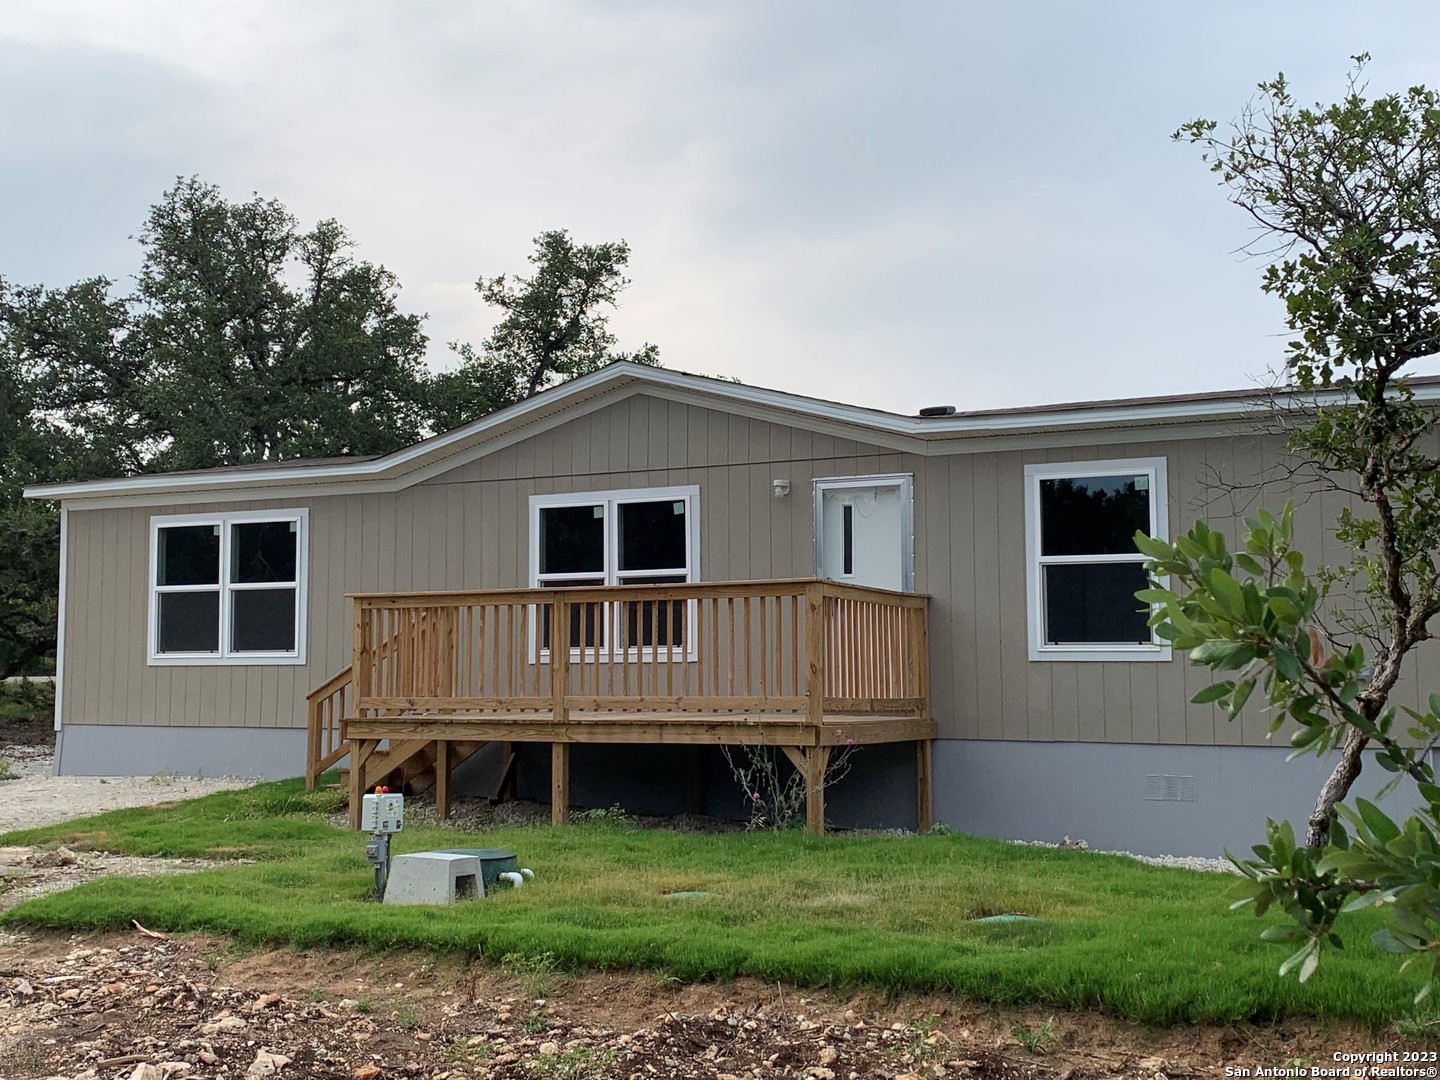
[
  {"xmin": 347, "ymin": 738, "xmax": 377, "ymax": 830},
  {"xmin": 551, "ymin": 741, "xmax": 570, "ymax": 825},
  {"xmin": 916, "ymin": 738, "xmax": 933, "ymax": 832},
  {"xmin": 352, "ymin": 598, "xmax": 370, "ymax": 706},
  {"xmin": 805, "ymin": 746, "xmax": 831, "ymax": 836},
  {"xmin": 550, "ymin": 598, "xmax": 570, "ymax": 723},
  {"xmin": 804, "ymin": 582, "xmax": 826, "ymax": 728},
  {"xmin": 435, "ymin": 739, "xmax": 451, "ymax": 822}
]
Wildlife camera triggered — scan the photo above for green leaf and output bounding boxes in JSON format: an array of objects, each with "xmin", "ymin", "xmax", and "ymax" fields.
[
  {"xmin": 1228, "ymin": 677, "xmax": 1256, "ymax": 717},
  {"xmin": 1273, "ymin": 647, "xmax": 1303, "ymax": 682},
  {"xmin": 1373, "ymin": 928, "xmax": 1421, "ymax": 954},
  {"xmin": 1235, "ymin": 553, "xmax": 1266, "ymax": 576},
  {"xmin": 1355, "ymin": 799, "xmax": 1402, "ymax": 846},
  {"xmin": 1133, "ymin": 532, "xmax": 1173, "ymax": 560},
  {"xmin": 1191, "ymin": 682, "xmax": 1235, "ymax": 705},
  {"xmin": 1206, "ymin": 567, "xmax": 1247, "ymax": 619},
  {"xmin": 1267, "ymin": 594, "xmax": 1301, "ymax": 622}
]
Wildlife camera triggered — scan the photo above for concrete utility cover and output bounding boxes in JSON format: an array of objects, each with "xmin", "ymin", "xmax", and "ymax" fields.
[{"xmin": 383, "ymin": 852, "xmax": 482, "ymax": 906}]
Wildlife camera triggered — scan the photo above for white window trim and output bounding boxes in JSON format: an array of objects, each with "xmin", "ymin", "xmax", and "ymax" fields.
[
  {"xmin": 1024, "ymin": 458, "xmax": 1170, "ymax": 663},
  {"xmin": 147, "ymin": 508, "xmax": 309, "ymax": 666},
  {"xmin": 528, "ymin": 485, "xmax": 700, "ymax": 661},
  {"xmin": 812, "ymin": 474, "xmax": 916, "ymax": 592}
]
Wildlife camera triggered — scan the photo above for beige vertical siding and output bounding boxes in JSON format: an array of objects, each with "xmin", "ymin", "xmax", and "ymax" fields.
[{"xmin": 59, "ymin": 391, "xmax": 1439, "ymax": 746}]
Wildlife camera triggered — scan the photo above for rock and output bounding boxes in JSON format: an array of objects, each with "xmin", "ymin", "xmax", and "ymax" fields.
[
  {"xmin": 538, "ymin": 1042, "xmax": 560, "ymax": 1055},
  {"xmin": 353, "ymin": 1068, "xmax": 382, "ymax": 1080},
  {"xmin": 196, "ymin": 1050, "xmax": 220, "ymax": 1066},
  {"xmin": 246, "ymin": 1049, "xmax": 291, "ymax": 1077},
  {"xmin": 33, "ymin": 846, "xmax": 79, "ymax": 868},
  {"xmin": 818, "ymin": 1047, "xmax": 839, "ymax": 1066},
  {"xmin": 808, "ymin": 1070, "xmax": 835, "ymax": 1080},
  {"xmin": 1138, "ymin": 1058, "xmax": 1168, "ymax": 1072},
  {"xmin": 128, "ymin": 1066, "xmax": 165, "ymax": 1080},
  {"xmin": 201, "ymin": 1015, "xmax": 248, "ymax": 1035},
  {"xmin": 252, "ymin": 993, "xmax": 283, "ymax": 1011},
  {"xmin": 159, "ymin": 1064, "xmax": 193, "ymax": 1076}
]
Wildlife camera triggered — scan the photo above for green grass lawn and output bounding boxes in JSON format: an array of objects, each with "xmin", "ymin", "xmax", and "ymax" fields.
[{"xmin": 1, "ymin": 780, "xmax": 1430, "ymax": 1027}]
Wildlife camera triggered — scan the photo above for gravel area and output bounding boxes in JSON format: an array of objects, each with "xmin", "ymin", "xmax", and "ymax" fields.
[
  {"xmin": 1010, "ymin": 837, "xmax": 1238, "ymax": 874},
  {"xmin": 0, "ymin": 746, "xmax": 254, "ymax": 835}
]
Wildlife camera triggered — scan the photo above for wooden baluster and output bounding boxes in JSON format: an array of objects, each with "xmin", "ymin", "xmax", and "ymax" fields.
[
  {"xmin": 758, "ymin": 595, "xmax": 768, "ymax": 702},
  {"xmin": 710, "ymin": 598, "xmax": 720, "ymax": 699},
  {"xmin": 665, "ymin": 596, "xmax": 675, "ymax": 698},
  {"xmin": 649, "ymin": 595, "xmax": 659, "ymax": 699},
  {"xmin": 741, "ymin": 595, "xmax": 751, "ymax": 699},
  {"xmin": 867, "ymin": 602, "xmax": 878, "ymax": 701},
  {"xmin": 519, "ymin": 603, "xmax": 530, "ymax": 698},
  {"xmin": 726, "ymin": 597, "xmax": 735, "ymax": 697},
  {"xmin": 620, "ymin": 597, "xmax": 629, "ymax": 699},
  {"xmin": 552, "ymin": 598, "xmax": 569, "ymax": 725}
]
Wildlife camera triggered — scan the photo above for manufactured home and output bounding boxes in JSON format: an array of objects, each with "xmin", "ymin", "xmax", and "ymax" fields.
[{"xmin": 25, "ymin": 363, "xmax": 1437, "ymax": 856}]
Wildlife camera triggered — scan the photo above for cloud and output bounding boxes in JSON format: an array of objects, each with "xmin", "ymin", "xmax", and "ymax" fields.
[{"xmin": 2, "ymin": 0, "xmax": 1438, "ymax": 411}]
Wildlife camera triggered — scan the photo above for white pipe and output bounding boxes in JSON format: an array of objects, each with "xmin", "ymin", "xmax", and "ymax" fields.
[
  {"xmin": 519, "ymin": 868, "xmax": 534, "ymax": 881},
  {"xmin": 498, "ymin": 871, "xmax": 524, "ymax": 888}
]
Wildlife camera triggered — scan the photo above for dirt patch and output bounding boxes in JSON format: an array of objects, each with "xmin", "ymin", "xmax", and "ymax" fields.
[
  {"xmin": 0, "ymin": 929, "xmax": 1425, "ymax": 1080},
  {"xmin": 0, "ymin": 845, "xmax": 231, "ymax": 914},
  {"xmin": 0, "ymin": 748, "xmax": 253, "ymax": 835}
]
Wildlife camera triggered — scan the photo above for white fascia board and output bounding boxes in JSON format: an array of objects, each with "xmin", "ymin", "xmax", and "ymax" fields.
[
  {"xmin": 24, "ymin": 364, "xmax": 1440, "ymax": 503},
  {"xmin": 22, "ymin": 365, "xmax": 639, "ymax": 502}
]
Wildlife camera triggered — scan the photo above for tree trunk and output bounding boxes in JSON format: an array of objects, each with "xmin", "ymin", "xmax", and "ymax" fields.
[{"xmin": 1304, "ymin": 725, "xmax": 1368, "ymax": 847}]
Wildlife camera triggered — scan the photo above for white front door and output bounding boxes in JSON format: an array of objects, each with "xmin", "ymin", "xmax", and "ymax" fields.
[{"xmin": 814, "ymin": 475, "xmax": 914, "ymax": 592}]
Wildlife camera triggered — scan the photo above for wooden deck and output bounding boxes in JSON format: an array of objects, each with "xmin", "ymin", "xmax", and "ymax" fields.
[{"xmin": 306, "ymin": 579, "xmax": 933, "ymax": 835}]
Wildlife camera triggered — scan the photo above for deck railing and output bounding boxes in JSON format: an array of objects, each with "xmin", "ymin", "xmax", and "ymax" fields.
[{"xmin": 344, "ymin": 579, "xmax": 928, "ymax": 724}]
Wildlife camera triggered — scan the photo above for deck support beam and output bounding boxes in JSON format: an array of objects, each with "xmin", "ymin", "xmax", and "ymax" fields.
[
  {"xmin": 781, "ymin": 745, "xmax": 832, "ymax": 836},
  {"xmin": 916, "ymin": 738, "xmax": 933, "ymax": 832},
  {"xmin": 435, "ymin": 739, "xmax": 451, "ymax": 822},
  {"xmin": 551, "ymin": 741, "xmax": 570, "ymax": 825}
]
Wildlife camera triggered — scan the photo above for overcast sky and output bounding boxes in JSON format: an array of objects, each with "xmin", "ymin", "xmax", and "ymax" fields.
[{"xmin": 3, "ymin": 1, "xmax": 1438, "ymax": 414}]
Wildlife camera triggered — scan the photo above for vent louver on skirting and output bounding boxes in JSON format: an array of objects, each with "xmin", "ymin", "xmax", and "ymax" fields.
[{"xmin": 1144, "ymin": 774, "xmax": 1198, "ymax": 802}]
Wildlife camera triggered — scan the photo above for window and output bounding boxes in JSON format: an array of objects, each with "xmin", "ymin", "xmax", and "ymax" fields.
[
  {"xmin": 149, "ymin": 510, "xmax": 308, "ymax": 665},
  {"xmin": 529, "ymin": 486, "xmax": 699, "ymax": 656},
  {"xmin": 1024, "ymin": 459, "xmax": 1169, "ymax": 662}
]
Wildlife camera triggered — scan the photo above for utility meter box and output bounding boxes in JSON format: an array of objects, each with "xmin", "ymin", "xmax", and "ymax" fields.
[{"xmin": 360, "ymin": 792, "xmax": 404, "ymax": 833}]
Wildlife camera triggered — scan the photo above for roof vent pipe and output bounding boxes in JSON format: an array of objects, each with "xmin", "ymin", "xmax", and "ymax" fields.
[{"xmin": 918, "ymin": 405, "xmax": 957, "ymax": 417}]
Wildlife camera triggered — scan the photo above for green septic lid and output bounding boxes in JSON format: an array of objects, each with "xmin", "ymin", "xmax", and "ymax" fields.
[
  {"xmin": 971, "ymin": 914, "xmax": 1036, "ymax": 923},
  {"xmin": 435, "ymin": 848, "xmax": 519, "ymax": 888}
]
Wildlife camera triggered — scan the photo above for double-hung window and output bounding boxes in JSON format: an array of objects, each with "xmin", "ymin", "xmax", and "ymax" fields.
[
  {"xmin": 530, "ymin": 485, "xmax": 699, "ymax": 657},
  {"xmin": 1023, "ymin": 458, "xmax": 1169, "ymax": 662},
  {"xmin": 148, "ymin": 509, "xmax": 308, "ymax": 665}
]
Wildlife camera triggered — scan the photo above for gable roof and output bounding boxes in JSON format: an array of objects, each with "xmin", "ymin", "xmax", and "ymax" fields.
[{"xmin": 24, "ymin": 361, "xmax": 1440, "ymax": 506}]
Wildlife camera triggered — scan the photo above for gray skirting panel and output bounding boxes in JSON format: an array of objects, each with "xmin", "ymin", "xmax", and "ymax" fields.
[
  {"xmin": 56, "ymin": 724, "xmax": 309, "ymax": 780},
  {"xmin": 932, "ymin": 739, "xmax": 1437, "ymax": 858}
]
